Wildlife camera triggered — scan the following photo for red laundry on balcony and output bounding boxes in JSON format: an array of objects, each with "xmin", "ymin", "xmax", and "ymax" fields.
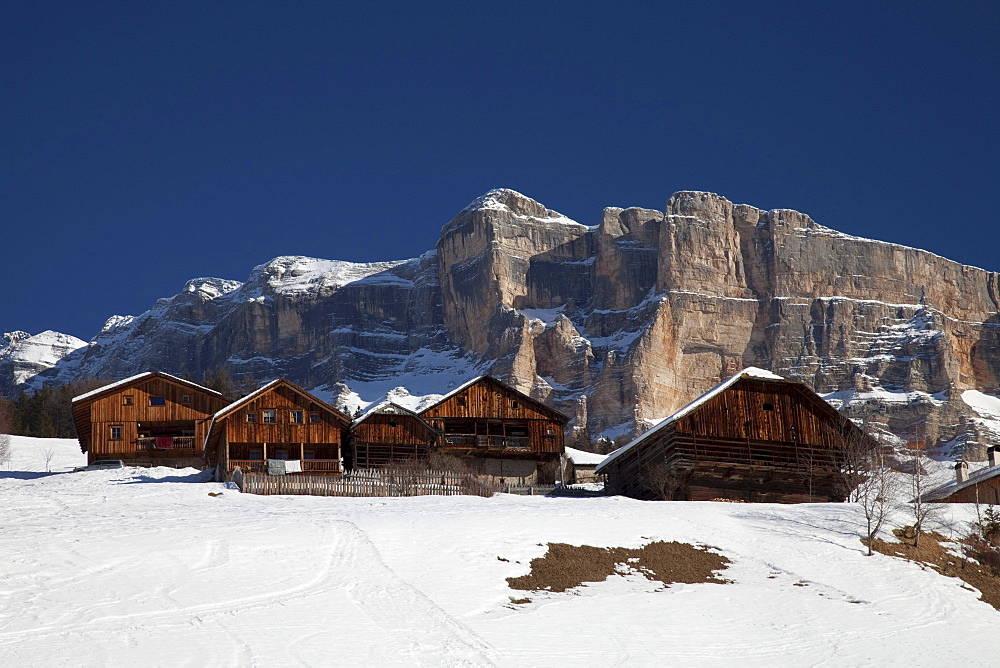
[{"xmin": 155, "ymin": 436, "xmax": 174, "ymax": 449}]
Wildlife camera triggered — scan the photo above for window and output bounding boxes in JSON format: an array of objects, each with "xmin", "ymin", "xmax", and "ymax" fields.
[
  {"xmin": 290, "ymin": 410, "xmax": 304, "ymax": 424},
  {"xmin": 388, "ymin": 421, "xmax": 398, "ymax": 428},
  {"xmin": 309, "ymin": 412, "xmax": 320, "ymax": 424},
  {"xmin": 249, "ymin": 448, "xmax": 264, "ymax": 460},
  {"xmin": 246, "ymin": 412, "xmax": 256, "ymax": 423},
  {"xmin": 511, "ymin": 400, "xmax": 520, "ymax": 410},
  {"xmin": 181, "ymin": 395, "xmax": 190, "ymax": 404},
  {"xmin": 122, "ymin": 395, "xmax": 134, "ymax": 406},
  {"xmin": 457, "ymin": 396, "xmax": 467, "ymax": 407},
  {"xmin": 263, "ymin": 409, "xmax": 276, "ymax": 423},
  {"xmin": 110, "ymin": 426, "xmax": 123, "ymax": 440},
  {"xmin": 763, "ymin": 402, "xmax": 775, "ymax": 412},
  {"xmin": 149, "ymin": 396, "xmax": 166, "ymax": 406}
]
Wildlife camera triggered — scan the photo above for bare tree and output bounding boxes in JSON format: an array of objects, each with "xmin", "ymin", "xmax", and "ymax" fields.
[
  {"xmin": 642, "ymin": 460, "xmax": 687, "ymax": 501},
  {"xmin": 855, "ymin": 449, "xmax": 900, "ymax": 556},
  {"xmin": 40, "ymin": 447, "xmax": 56, "ymax": 473},
  {"xmin": 0, "ymin": 435, "xmax": 10, "ymax": 470},
  {"xmin": 0, "ymin": 400, "xmax": 13, "ymax": 469},
  {"xmin": 905, "ymin": 442, "xmax": 940, "ymax": 548},
  {"xmin": 838, "ymin": 416, "xmax": 899, "ymax": 555}
]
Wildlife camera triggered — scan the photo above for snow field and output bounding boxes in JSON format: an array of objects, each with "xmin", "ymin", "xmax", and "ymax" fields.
[{"xmin": 0, "ymin": 436, "xmax": 997, "ymax": 666}]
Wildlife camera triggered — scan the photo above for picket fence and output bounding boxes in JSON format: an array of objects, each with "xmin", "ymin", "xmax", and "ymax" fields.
[{"xmin": 232, "ymin": 467, "xmax": 497, "ymax": 498}]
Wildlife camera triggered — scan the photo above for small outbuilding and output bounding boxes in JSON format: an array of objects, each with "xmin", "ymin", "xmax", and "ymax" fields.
[
  {"xmin": 349, "ymin": 402, "xmax": 440, "ymax": 469},
  {"xmin": 564, "ymin": 446, "xmax": 607, "ymax": 484},
  {"xmin": 596, "ymin": 367, "xmax": 877, "ymax": 502},
  {"xmin": 922, "ymin": 448, "xmax": 1000, "ymax": 504}
]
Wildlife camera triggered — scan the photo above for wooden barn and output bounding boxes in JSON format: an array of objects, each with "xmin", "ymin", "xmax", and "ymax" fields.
[
  {"xmin": 349, "ymin": 402, "xmax": 441, "ymax": 469},
  {"xmin": 418, "ymin": 375, "xmax": 568, "ymax": 485},
  {"xmin": 922, "ymin": 449, "xmax": 1000, "ymax": 504},
  {"xmin": 72, "ymin": 372, "xmax": 231, "ymax": 468},
  {"xmin": 206, "ymin": 378, "xmax": 351, "ymax": 480},
  {"xmin": 596, "ymin": 368, "xmax": 877, "ymax": 503}
]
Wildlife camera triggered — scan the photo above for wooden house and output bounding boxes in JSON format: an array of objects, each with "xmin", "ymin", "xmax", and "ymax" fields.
[
  {"xmin": 596, "ymin": 368, "xmax": 878, "ymax": 503},
  {"xmin": 206, "ymin": 378, "xmax": 351, "ymax": 480},
  {"xmin": 922, "ymin": 449, "xmax": 1000, "ymax": 504},
  {"xmin": 72, "ymin": 372, "xmax": 231, "ymax": 468},
  {"xmin": 418, "ymin": 375, "xmax": 569, "ymax": 484},
  {"xmin": 349, "ymin": 402, "xmax": 440, "ymax": 469}
]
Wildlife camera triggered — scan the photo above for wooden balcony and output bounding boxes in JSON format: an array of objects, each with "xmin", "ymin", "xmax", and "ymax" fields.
[
  {"xmin": 442, "ymin": 434, "xmax": 530, "ymax": 450},
  {"xmin": 228, "ymin": 459, "xmax": 341, "ymax": 475},
  {"xmin": 135, "ymin": 436, "xmax": 196, "ymax": 452}
]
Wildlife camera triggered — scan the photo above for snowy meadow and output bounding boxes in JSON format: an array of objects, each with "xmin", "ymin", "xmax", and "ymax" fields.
[{"xmin": 0, "ymin": 436, "xmax": 996, "ymax": 666}]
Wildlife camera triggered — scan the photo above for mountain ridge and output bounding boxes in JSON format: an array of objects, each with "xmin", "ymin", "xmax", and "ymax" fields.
[{"xmin": 6, "ymin": 188, "xmax": 999, "ymax": 451}]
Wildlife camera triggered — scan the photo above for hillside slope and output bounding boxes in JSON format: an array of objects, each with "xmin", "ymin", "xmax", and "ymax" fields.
[{"xmin": 0, "ymin": 437, "xmax": 996, "ymax": 666}]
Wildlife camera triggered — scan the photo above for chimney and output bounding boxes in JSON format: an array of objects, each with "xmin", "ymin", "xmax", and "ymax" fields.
[
  {"xmin": 989, "ymin": 447, "xmax": 999, "ymax": 468},
  {"xmin": 955, "ymin": 461, "xmax": 969, "ymax": 483}
]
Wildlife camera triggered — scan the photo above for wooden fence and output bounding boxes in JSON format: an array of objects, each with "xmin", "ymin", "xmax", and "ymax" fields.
[{"xmin": 232, "ymin": 467, "xmax": 497, "ymax": 498}]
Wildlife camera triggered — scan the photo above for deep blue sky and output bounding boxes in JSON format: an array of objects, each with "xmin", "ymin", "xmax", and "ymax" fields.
[{"xmin": 3, "ymin": 1, "xmax": 998, "ymax": 340}]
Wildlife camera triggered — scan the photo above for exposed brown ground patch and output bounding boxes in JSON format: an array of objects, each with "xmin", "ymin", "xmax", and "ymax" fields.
[
  {"xmin": 869, "ymin": 530, "xmax": 1000, "ymax": 611},
  {"xmin": 506, "ymin": 541, "xmax": 731, "ymax": 593}
]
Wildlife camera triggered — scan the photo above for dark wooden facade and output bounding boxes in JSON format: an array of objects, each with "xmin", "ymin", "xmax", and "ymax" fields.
[
  {"xmin": 418, "ymin": 376, "xmax": 568, "ymax": 484},
  {"xmin": 598, "ymin": 371, "xmax": 877, "ymax": 503},
  {"xmin": 72, "ymin": 372, "xmax": 231, "ymax": 467},
  {"xmin": 207, "ymin": 379, "xmax": 351, "ymax": 479},
  {"xmin": 350, "ymin": 403, "xmax": 440, "ymax": 469}
]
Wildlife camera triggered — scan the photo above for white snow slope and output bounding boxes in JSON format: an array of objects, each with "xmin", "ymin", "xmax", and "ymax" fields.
[{"xmin": 0, "ymin": 436, "xmax": 996, "ymax": 666}]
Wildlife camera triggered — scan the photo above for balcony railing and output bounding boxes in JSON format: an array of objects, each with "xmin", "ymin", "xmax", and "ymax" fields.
[
  {"xmin": 303, "ymin": 460, "xmax": 341, "ymax": 473},
  {"xmin": 228, "ymin": 459, "xmax": 341, "ymax": 474},
  {"xmin": 442, "ymin": 434, "xmax": 530, "ymax": 450},
  {"xmin": 135, "ymin": 436, "xmax": 196, "ymax": 451}
]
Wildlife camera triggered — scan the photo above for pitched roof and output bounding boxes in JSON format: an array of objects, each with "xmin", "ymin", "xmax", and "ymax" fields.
[
  {"xmin": 353, "ymin": 400, "xmax": 427, "ymax": 425},
  {"xmin": 71, "ymin": 371, "xmax": 224, "ymax": 403},
  {"xmin": 596, "ymin": 367, "xmax": 807, "ymax": 473},
  {"xmin": 417, "ymin": 374, "xmax": 569, "ymax": 423},
  {"xmin": 352, "ymin": 401, "xmax": 440, "ymax": 439},
  {"xmin": 565, "ymin": 446, "xmax": 607, "ymax": 466},
  {"xmin": 922, "ymin": 462, "xmax": 1000, "ymax": 501},
  {"xmin": 211, "ymin": 378, "xmax": 350, "ymax": 424}
]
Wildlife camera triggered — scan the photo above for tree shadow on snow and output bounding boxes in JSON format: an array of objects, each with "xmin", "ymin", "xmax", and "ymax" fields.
[
  {"xmin": 732, "ymin": 508, "xmax": 864, "ymax": 552},
  {"xmin": 0, "ymin": 470, "xmax": 67, "ymax": 480},
  {"xmin": 115, "ymin": 469, "xmax": 216, "ymax": 485}
]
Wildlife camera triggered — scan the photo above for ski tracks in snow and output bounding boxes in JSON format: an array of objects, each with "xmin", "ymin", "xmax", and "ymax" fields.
[
  {"xmin": 328, "ymin": 520, "xmax": 496, "ymax": 666},
  {"xmin": 0, "ymin": 517, "xmax": 493, "ymax": 666}
]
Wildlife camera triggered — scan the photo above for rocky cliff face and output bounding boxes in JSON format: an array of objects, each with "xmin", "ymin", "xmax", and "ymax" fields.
[{"xmin": 12, "ymin": 189, "xmax": 1000, "ymax": 452}]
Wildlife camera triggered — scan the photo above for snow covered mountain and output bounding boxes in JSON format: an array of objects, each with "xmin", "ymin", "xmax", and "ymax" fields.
[
  {"xmin": 0, "ymin": 330, "xmax": 87, "ymax": 396},
  {"xmin": 9, "ymin": 189, "xmax": 1000, "ymax": 450}
]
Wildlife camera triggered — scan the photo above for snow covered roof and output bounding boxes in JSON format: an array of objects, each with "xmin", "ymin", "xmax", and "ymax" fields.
[
  {"xmin": 596, "ymin": 367, "xmax": 789, "ymax": 473},
  {"xmin": 565, "ymin": 447, "xmax": 607, "ymax": 467},
  {"xmin": 71, "ymin": 371, "xmax": 224, "ymax": 403},
  {"xmin": 922, "ymin": 462, "xmax": 1000, "ymax": 502},
  {"xmin": 353, "ymin": 401, "xmax": 430, "ymax": 425}
]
